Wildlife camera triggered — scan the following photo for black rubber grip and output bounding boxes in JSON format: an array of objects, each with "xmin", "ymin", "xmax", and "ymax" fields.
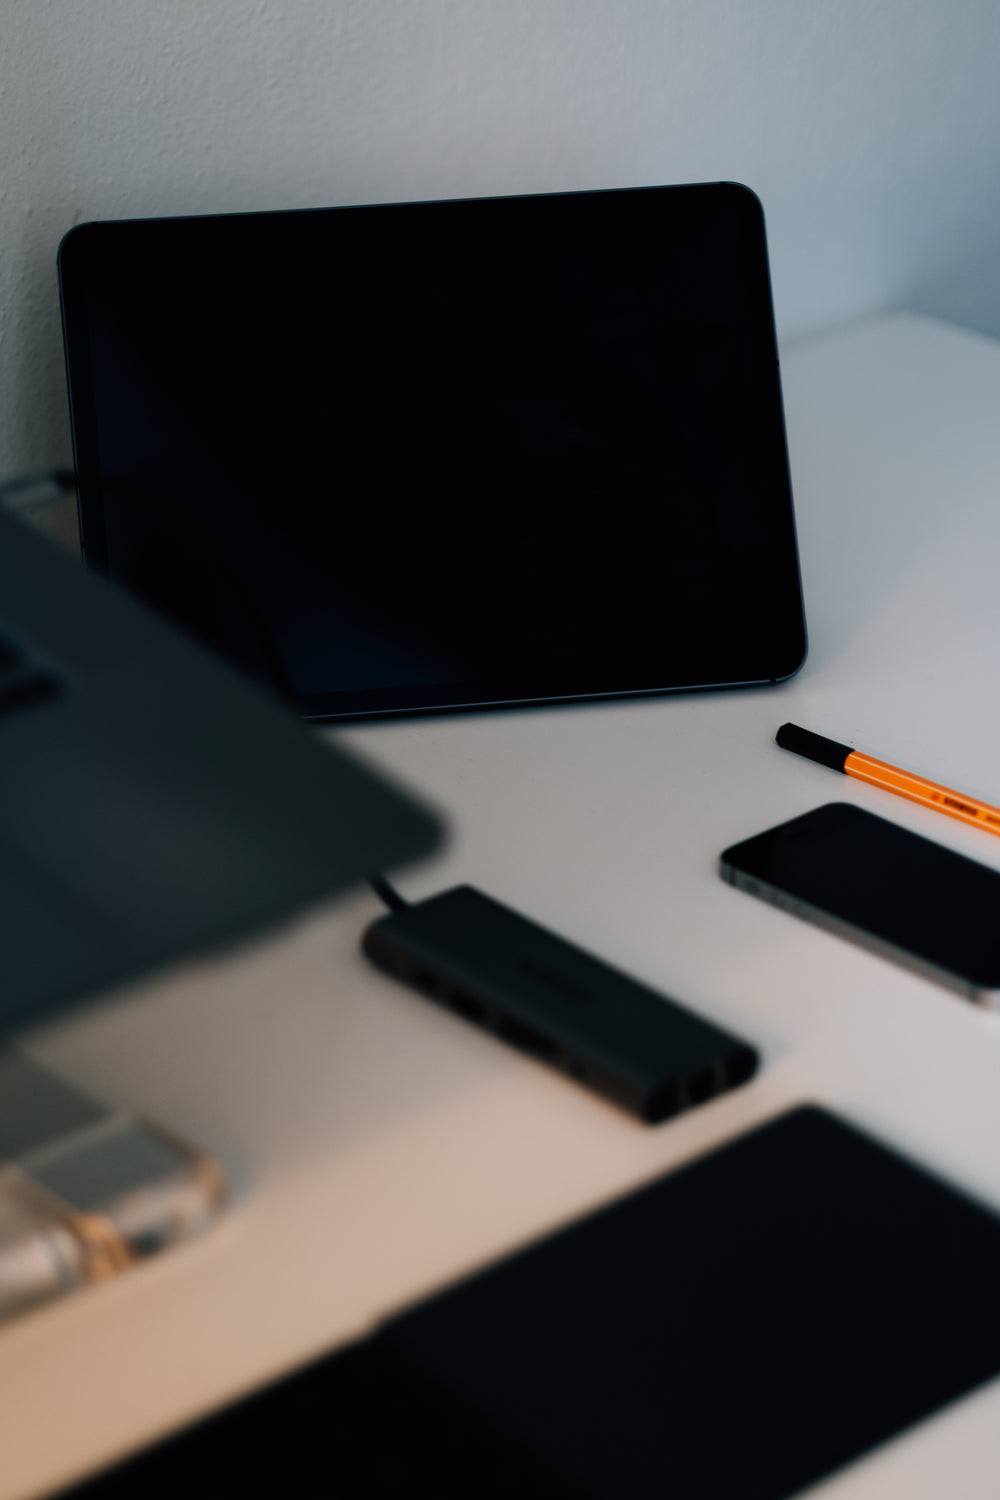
[{"xmin": 775, "ymin": 722, "xmax": 851, "ymax": 772}]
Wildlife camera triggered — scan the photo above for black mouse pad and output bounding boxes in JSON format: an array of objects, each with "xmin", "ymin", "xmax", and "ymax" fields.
[{"xmin": 66, "ymin": 1107, "xmax": 1000, "ymax": 1499}]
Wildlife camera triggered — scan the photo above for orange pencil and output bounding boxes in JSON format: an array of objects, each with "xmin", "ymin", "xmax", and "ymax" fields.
[{"xmin": 775, "ymin": 723, "xmax": 1000, "ymax": 837}]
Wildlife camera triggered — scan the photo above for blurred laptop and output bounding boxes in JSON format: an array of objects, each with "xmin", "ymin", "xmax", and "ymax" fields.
[{"xmin": 0, "ymin": 506, "xmax": 442, "ymax": 1037}]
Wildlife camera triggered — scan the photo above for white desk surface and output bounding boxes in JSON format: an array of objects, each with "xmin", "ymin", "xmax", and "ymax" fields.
[{"xmin": 6, "ymin": 311, "xmax": 1000, "ymax": 1500}]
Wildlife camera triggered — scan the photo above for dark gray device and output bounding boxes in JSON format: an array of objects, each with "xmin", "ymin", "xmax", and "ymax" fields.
[
  {"xmin": 64, "ymin": 1107, "xmax": 1000, "ymax": 1500},
  {"xmin": 363, "ymin": 885, "xmax": 758, "ymax": 1122},
  {"xmin": 59, "ymin": 183, "xmax": 805, "ymax": 721},
  {"xmin": 721, "ymin": 802, "xmax": 1000, "ymax": 1004},
  {"xmin": 0, "ymin": 510, "xmax": 442, "ymax": 1035}
]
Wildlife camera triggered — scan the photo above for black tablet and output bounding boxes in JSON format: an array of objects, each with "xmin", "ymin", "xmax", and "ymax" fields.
[
  {"xmin": 66, "ymin": 1108, "xmax": 1000, "ymax": 1499},
  {"xmin": 59, "ymin": 182, "xmax": 805, "ymax": 721}
]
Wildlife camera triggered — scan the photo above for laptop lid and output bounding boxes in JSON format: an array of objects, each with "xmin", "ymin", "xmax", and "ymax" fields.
[{"xmin": 0, "ymin": 510, "xmax": 442, "ymax": 1036}]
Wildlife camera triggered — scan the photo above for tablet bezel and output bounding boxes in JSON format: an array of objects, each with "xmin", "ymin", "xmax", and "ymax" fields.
[{"xmin": 59, "ymin": 182, "xmax": 807, "ymax": 722}]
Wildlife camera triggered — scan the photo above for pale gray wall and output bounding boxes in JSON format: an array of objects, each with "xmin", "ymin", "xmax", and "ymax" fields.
[{"xmin": 3, "ymin": 0, "xmax": 1000, "ymax": 478}]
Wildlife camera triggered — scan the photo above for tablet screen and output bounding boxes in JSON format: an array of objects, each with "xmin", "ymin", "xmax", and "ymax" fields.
[{"xmin": 60, "ymin": 183, "xmax": 805, "ymax": 719}]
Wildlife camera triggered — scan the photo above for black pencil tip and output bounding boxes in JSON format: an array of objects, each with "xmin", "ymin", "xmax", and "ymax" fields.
[{"xmin": 775, "ymin": 723, "xmax": 851, "ymax": 772}]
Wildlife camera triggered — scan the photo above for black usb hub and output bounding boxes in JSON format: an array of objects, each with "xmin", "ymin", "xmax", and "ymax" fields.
[{"xmin": 362, "ymin": 885, "xmax": 758, "ymax": 1123}]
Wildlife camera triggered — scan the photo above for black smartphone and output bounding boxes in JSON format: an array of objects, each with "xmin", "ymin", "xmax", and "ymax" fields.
[{"xmin": 720, "ymin": 801, "xmax": 1000, "ymax": 1004}]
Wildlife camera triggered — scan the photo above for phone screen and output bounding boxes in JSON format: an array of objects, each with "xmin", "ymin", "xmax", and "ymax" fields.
[{"xmin": 720, "ymin": 801, "xmax": 1000, "ymax": 1000}]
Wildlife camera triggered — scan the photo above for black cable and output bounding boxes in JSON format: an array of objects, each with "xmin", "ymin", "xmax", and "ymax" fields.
[{"xmin": 369, "ymin": 874, "xmax": 408, "ymax": 912}]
